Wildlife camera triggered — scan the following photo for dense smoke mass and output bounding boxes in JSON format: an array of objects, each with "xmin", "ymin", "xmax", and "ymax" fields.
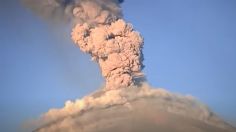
[
  {"xmin": 23, "ymin": 0, "xmax": 144, "ymax": 89},
  {"xmin": 30, "ymin": 84, "xmax": 235, "ymax": 132},
  {"xmin": 71, "ymin": 19, "xmax": 144, "ymax": 90}
]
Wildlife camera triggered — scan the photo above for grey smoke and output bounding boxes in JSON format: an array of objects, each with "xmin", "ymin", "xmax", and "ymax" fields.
[{"xmin": 22, "ymin": 0, "xmax": 124, "ymax": 24}]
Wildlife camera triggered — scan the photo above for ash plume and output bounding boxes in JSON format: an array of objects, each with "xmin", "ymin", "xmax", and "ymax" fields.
[
  {"xmin": 71, "ymin": 19, "xmax": 144, "ymax": 90},
  {"xmin": 23, "ymin": 0, "xmax": 144, "ymax": 90}
]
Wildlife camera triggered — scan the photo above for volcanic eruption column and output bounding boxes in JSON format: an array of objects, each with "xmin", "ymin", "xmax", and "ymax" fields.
[
  {"xmin": 70, "ymin": 0, "xmax": 144, "ymax": 90},
  {"xmin": 23, "ymin": 0, "xmax": 144, "ymax": 90},
  {"xmin": 22, "ymin": 1, "xmax": 236, "ymax": 132}
]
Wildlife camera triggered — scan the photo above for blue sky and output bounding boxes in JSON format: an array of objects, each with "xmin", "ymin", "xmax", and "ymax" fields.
[{"xmin": 1, "ymin": 0, "xmax": 236, "ymax": 131}]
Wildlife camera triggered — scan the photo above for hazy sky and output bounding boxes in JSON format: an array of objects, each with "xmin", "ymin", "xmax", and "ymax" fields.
[{"xmin": 1, "ymin": 0, "xmax": 236, "ymax": 131}]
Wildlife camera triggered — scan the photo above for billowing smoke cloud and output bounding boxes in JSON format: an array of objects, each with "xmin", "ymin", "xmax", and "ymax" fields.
[
  {"xmin": 71, "ymin": 20, "xmax": 144, "ymax": 90},
  {"xmin": 28, "ymin": 84, "xmax": 235, "ymax": 132},
  {"xmin": 23, "ymin": 0, "xmax": 144, "ymax": 89}
]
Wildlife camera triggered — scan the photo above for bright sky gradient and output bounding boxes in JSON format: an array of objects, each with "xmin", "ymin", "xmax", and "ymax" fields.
[{"xmin": 1, "ymin": 0, "xmax": 236, "ymax": 131}]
